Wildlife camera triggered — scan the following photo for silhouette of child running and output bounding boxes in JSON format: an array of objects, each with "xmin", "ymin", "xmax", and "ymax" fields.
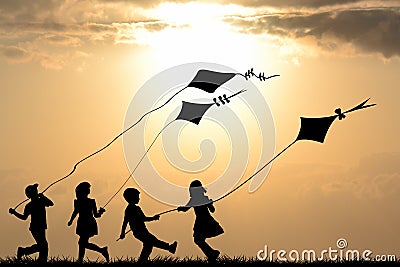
[
  {"xmin": 9, "ymin": 183, "xmax": 54, "ymax": 262},
  {"xmin": 119, "ymin": 188, "xmax": 177, "ymax": 261},
  {"xmin": 67, "ymin": 182, "xmax": 109, "ymax": 263},
  {"xmin": 178, "ymin": 180, "xmax": 224, "ymax": 261}
]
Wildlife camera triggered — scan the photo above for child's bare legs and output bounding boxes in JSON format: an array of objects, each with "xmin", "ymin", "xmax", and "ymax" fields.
[
  {"xmin": 194, "ymin": 235, "xmax": 219, "ymax": 261},
  {"xmin": 78, "ymin": 236, "xmax": 109, "ymax": 262}
]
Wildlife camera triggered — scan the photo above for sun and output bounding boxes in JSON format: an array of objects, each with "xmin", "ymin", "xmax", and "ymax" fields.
[{"xmin": 137, "ymin": 2, "xmax": 260, "ymax": 68}]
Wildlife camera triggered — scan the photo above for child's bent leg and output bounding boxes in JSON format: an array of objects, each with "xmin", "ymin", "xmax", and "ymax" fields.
[
  {"xmin": 21, "ymin": 244, "xmax": 39, "ymax": 256},
  {"xmin": 146, "ymin": 233, "xmax": 177, "ymax": 254},
  {"xmin": 22, "ymin": 230, "xmax": 46, "ymax": 259},
  {"xmin": 86, "ymin": 241, "xmax": 109, "ymax": 262},
  {"xmin": 154, "ymin": 240, "xmax": 169, "ymax": 250},
  {"xmin": 149, "ymin": 235, "xmax": 170, "ymax": 251},
  {"xmin": 194, "ymin": 236, "xmax": 216, "ymax": 258},
  {"xmin": 86, "ymin": 242, "xmax": 102, "ymax": 252}
]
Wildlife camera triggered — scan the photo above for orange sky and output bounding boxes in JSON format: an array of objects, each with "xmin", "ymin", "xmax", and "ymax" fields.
[{"xmin": 1, "ymin": 0, "xmax": 399, "ymax": 261}]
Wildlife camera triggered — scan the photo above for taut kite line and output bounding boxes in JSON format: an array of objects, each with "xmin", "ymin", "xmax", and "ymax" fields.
[
  {"xmin": 13, "ymin": 68, "xmax": 278, "ymax": 210},
  {"xmin": 102, "ymin": 89, "xmax": 247, "ymax": 208},
  {"xmin": 136, "ymin": 98, "xmax": 377, "ymax": 220},
  {"xmin": 214, "ymin": 98, "xmax": 376, "ymax": 203}
]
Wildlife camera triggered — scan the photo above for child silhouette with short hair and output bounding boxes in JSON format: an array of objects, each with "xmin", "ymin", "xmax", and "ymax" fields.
[
  {"xmin": 178, "ymin": 180, "xmax": 224, "ymax": 262},
  {"xmin": 119, "ymin": 188, "xmax": 177, "ymax": 261},
  {"xmin": 67, "ymin": 182, "xmax": 109, "ymax": 263},
  {"xmin": 9, "ymin": 183, "xmax": 54, "ymax": 262}
]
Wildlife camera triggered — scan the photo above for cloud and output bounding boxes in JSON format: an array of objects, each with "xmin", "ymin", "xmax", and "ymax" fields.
[
  {"xmin": 0, "ymin": 0, "xmax": 63, "ymax": 22},
  {"xmin": 226, "ymin": 8, "xmax": 400, "ymax": 58},
  {"xmin": 1, "ymin": 0, "xmax": 398, "ymax": 70},
  {"xmin": 342, "ymin": 152, "xmax": 400, "ymax": 198},
  {"xmin": 42, "ymin": 34, "xmax": 82, "ymax": 47},
  {"xmin": 0, "ymin": 20, "xmax": 173, "ymax": 69},
  {"xmin": 0, "ymin": 45, "xmax": 32, "ymax": 63},
  {"xmin": 95, "ymin": 0, "xmax": 377, "ymax": 8},
  {"xmin": 224, "ymin": 0, "xmax": 368, "ymax": 8},
  {"xmin": 291, "ymin": 152, "xmax": 400, "ymax": 199},
  {"xmin": 0, "ymin": 20, "xmax": 173, "ymax": 45},
  {"xmin": 141, "ymin": 21, "xmax": 170, "ymax": 32}
]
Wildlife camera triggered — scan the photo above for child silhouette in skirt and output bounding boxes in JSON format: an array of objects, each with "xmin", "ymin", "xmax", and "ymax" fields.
[
  {"xmin": 178, "ymin": 180, "xmax": 224, "ymax": 261},
  {"xmin": 68, "ymin": 182, "xmax": 109, "ymax": 262}
]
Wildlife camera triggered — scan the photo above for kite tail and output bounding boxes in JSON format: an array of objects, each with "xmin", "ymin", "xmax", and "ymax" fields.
[
  {"xmin": 13, "ymin": 87, "xmax": 187, "ymax": 210},
  {"xmin": 237, "ymin": 68, "xmax": 280, "ymax": 81},
  {"xmin": 102, "ymin": 120, "xmax": 175, "ymax": 209}
]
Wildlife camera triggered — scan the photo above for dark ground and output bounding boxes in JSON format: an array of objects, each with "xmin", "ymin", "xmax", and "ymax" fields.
[{"xmin": 0, "ymin": 256, "xmax": 399, "ymax": 266}]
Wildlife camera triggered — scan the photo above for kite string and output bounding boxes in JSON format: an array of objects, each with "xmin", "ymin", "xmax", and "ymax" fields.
[
  {"xmin": 13, "ymin": 87, "xmax": 187, "ymax": 210},
  {"xmin": 212, "ymin": 140, "xmax": 297, "ymax": 204},
  {"xmin": 115, "ymin": 140, "xmax": 297, "ymax": 239},
  {"xmin": 213, "ymin": 99, "xmax": 376, "ymax": 204},
  {"xmin": 117, "ymin": 207, "xmax": 177, "ymax": 241},
  {"xmin": 102, "ymin": 120, "xmax": 175, "ymax": 209},
  {"xmin": 132, "ymin": 99, "xmax": 376, "ymax": 219},
  {"xmin": 149, "ymin": 140, "xmax": 297, "ymax": 218},
  {"xmin": 117, "ymin": 89, "xmax": 250, "ymax": 239}
]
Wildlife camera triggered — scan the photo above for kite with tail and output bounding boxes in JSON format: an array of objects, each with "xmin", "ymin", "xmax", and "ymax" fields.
[{"xmin": 12, "ymin": 68, "xmax": 278, "ymax": 210}]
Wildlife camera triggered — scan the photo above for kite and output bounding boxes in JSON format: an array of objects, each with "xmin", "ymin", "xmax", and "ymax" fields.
[
  {"xmin": 215, "ymin": 98, "xmax": 376, "ymax": 202},
  {"xmin": 12, "ymin": 68, "xmax": 279, "ymax": 210},
  {"xmin": 117, "ymin": 98, "xmax": 376, "ymax": 240},
  {"xmin": 188, "ymin": 69, "xmax": 279, "ymax": 93},
  {"xmin": 176, "ymin": 89, "xmax": 247, "ymax": 124},
  {"xmin": 176, "ymin": 102, "xmax": 214, "ymax": 125}
]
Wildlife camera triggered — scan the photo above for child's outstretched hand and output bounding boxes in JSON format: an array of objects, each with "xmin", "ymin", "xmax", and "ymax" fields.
[
  {"xmin": 152, "ymin": 215, "xmax": 160, "ymax": 221},
  {"xmin": 8, "ymin": 208, "xmax": 16, "ymax": 215},
  {"xmin": 119, "ymin": 233, "xmax": 126, "ymax": 240},
  {"xmin": 98, "ymin": 207, "xmax": 106, "ymax": 215},
  {"xmin": 177, "ymin": 206, "xmax": 189, "ymax": 212}
]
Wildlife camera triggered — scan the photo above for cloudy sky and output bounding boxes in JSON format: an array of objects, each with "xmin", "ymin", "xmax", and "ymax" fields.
[{"xmin": 1, "ymin": 0, "xmax": 399, "ymax": 261}]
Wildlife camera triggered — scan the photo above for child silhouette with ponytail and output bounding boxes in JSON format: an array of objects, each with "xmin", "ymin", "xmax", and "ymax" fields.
[{"xmin": 68, "ymin": 182, "xmax": 109, "ymax": 263}]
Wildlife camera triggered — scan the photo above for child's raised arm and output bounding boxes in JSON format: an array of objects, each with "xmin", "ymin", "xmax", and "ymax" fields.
[{"xmin": 39, "ymin": 193, "xmax": 54, "ymax": 207}]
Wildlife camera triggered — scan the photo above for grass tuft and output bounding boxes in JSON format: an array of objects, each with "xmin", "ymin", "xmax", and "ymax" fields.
[{"xmin": 0, "ymin": 255, "xmax": 399, "ymax": 265}]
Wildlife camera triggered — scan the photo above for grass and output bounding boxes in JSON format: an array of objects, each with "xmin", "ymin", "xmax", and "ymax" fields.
[{"xmin": 0, "ymin": 255, "xmax": 399, "ymax": 265}]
